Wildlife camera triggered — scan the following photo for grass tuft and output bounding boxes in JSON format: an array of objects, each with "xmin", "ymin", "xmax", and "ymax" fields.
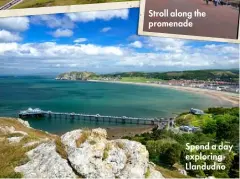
[
  {"xmin": 55, "ymin": 138, "xmax": 68, "ymax": 159},
  {"xmin": 0, "ymin": 140, "xmax": 29, "ymax": 178},
  {"xmin": 144, "ymin": 167, "xmax": 151, "ymax": 178},
  {"xmin": 116, "ymin": 141, "xmax": 125, "ymax": 149},
  {"xmin": 102, "ymin": 143, "xmax": 111, "ymax": 160},
  {"xmin": 75, "ymin": 130, "xmax": 91, "ymax": 147}
]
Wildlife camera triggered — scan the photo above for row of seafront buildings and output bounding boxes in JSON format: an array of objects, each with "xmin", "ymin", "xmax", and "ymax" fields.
[
  {"xmin": 148, "ymin": 79, "xmax": 239, "ymax": 93},
  {"xmin": 91, "ymin": 76, "xmax": 239, "ymax": 93}
]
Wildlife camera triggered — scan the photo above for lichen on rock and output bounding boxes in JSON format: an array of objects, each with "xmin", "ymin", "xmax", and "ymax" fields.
[
  {"xmin": 15, "ymin": 141, "xmax": 76, "ymax": 178},
  {"xmin": 61, "ymin": 128, "xmax": 164, "ymax": 179}
]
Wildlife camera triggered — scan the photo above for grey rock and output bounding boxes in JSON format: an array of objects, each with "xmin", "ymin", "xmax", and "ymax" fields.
[
  {"xmin": 61, "ymin": 128, "xmax": 164, "ymax": 179},
  {"xmin": 15, "ymin": 141, "xmax": 76, "ymax": 178}
]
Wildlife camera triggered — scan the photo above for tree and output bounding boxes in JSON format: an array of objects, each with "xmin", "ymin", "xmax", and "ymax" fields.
[
  {"xmin": 202, "ymin": 119, "xmax": 217, "ymax": 134},
  {"xmin": 160, "ymin": 144, "xmax": 182, "ymax": 166},
  {"xmin": 215, "ymin": 114, "xmax": 239, "ymax": 147}
]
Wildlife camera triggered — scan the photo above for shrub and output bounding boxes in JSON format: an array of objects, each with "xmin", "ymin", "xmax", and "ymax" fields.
[{"xmin": 160, "ymin": 144, "xmax": 181, "ymax": 167}]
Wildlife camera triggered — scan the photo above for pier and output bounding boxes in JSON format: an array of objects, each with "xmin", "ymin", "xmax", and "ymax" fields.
[{"xmin": 19, "ymin": 108, "xmax": 174, "ymax": 127}]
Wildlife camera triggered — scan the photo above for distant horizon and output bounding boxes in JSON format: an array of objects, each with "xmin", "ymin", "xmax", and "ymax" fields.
[{"xmin": 1, "ymin": 68, "xmax": 239, "ymax": 77}]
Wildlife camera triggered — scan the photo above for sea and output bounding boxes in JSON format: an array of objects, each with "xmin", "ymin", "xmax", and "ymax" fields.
[{"xmin": 0, "ymin": 76, "xmax": 232, "ymax": 134}]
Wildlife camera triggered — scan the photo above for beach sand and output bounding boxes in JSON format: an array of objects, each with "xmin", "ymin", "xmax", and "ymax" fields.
[
  {"xmin": 89, "ymin": 80, "xmax": 239, "ymax": 106},
  {"xmin": 105, "ymin": 125, "xmax": 154, "ymax": 140},
  {"xmin": 55, "ymin": 124, "xmax": 155, "ymax": 139}
]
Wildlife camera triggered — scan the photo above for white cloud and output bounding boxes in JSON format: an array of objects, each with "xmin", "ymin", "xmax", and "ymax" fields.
[
  {"xmin": 74, "ymin": 38, "xmax": 87, "ymax": 43},
  {"xmin": 205, "ymin": 44, "xmax": 239, "ymax": 54},
  {"xmin": 30, "ymin": 15, "xmax": 74, "ymax": 29},
  {"xmin": 52, "ymin": 29, "xmax": 73, "ymax": 38},
  {"xmin": 0, "ymin": 42, "xmax": 123, "ymax": 57},
  {"xmin": 0, "ymin": 17, "xmax": 29, "ymax": 32},
  {"xmin": 101, "ymin": 27, "xmax": 111, "ymax": 32},
  {"xmin": 145, "ymin": 37, "xmax": 187, "ymax": 53},
  {"xmin": 129, "ymin": 41, "xmax": 143, "ymax": 48},
  {"xmin": 0, "ymin": 30, "xmax": 21, "ymax": 42},
  {"xmin": 67, "ymin": 9, "xmax": 129, "ymax": 22},
  {"xmin": 0, "ymin": 40, "xmax": 238, "ymax": 73}
]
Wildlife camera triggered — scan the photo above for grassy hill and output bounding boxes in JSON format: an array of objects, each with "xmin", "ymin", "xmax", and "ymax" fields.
[
  {"xmin": 56, "ymin": 69, "xmax": 239, "ymax": 82},
  {"xmin": 103, "ymin": 69, "xmax": 239, "ymax": 82}
]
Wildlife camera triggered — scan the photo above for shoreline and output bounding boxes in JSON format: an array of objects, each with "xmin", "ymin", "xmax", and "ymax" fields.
[
  {"xmin": 88, "ymin": 80, "xmax": 239, "ymax": 106},
  {"xmin": 54, "ymin": 125, "xmax": 155, "ymax": 139},
  {"xmin": 105, "ymin": 125, "xmax": 154, "ymax": 139}
]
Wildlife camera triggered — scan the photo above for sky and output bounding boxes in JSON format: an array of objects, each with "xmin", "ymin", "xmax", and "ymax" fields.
[{"xmin": 0, "ymin": 8, "xmax": 239, "ymax": 75}]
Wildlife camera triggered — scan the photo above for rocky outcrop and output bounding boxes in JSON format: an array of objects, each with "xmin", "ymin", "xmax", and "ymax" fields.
[
  {"xmin": 7, "ymin": 136, "xmax": 24, "ymax": 143},
  {"xmin": 17, "ymin": 118, "xmax": 31, "ymax": 128},
  {"xmin": 0, "ymin": 126, "xmax": 28, "ymax": 136},
  {"xmin": 23, "ymin": 138, "xmax": 49, "ymax": 148},
  {"xmin": 56, "ymin": 71, "xmax": 97, "ymax": 81},
  {"xmin": 61, "ymin": 128, "xmax": 164, "ymax": 179},
  {"xmin": 3, "ymin": 117, "xmax": 164, "ymax": 178},
  {"xmin": 15, "ymin": 142, "xmax": 76, "ymax": 178}
]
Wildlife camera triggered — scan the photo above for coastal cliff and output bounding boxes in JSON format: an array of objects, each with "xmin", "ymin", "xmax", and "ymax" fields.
[
  {"xmin": 56, "ymin": 71, "xmax": 97, "ymax": 81},
  {"xmin": 0, "ymin": 117, "xmax": 164, "ymax": 178}
]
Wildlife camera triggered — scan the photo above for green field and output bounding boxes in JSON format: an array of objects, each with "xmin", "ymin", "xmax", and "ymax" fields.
[
  {"xmin": 103, "ymin": 69, "xmax": 239, "ymax": 82},
  {"xmin": 12, "ymin": 0, "xmax": 135, "ymax": 9},
  {"xmin": 120, "ymin": 77, "xmax": 164, "ymax": 83}
]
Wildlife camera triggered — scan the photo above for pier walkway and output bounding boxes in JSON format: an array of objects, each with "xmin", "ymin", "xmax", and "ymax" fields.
[{"xmin": 19, "ymin": 108, "xmax": 174, "ymax": 127}]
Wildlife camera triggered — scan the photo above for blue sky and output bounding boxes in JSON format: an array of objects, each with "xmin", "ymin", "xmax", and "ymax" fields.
[{"xmin": 0, "ymin": 8, "xmax": 239, "ymax": 75}]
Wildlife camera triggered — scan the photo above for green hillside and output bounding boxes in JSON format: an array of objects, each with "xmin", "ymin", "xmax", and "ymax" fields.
[
  {"xmin": 56, "ymin": 69, "xmax": 239, "ymax": 82},
  {"xmin": 103, "ymin": 69, "xmax": 239, "ymax": 82}
]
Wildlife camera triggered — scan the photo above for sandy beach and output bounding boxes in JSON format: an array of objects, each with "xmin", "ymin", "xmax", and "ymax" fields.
[
  {"xmin": 89, "ymin": 80, "xmax": 239, "ymax": 106},
  {"xmin": 105, "ymin": 125, "xmax": 154, "ymax": 140}
]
